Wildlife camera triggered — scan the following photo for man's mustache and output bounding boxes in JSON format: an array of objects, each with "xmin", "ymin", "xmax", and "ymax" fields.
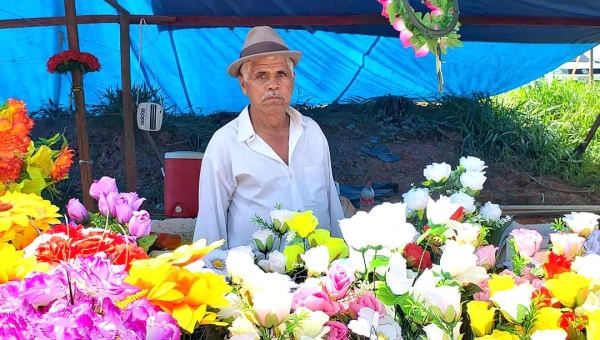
[{"xmin": 261, "ymin": 91, "xmax": 285, "ymax": 101}]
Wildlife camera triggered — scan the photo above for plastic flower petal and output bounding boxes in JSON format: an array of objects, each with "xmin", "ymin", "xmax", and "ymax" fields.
[
  {"xmin": 467, "ymin": 301, "xmax": 495, "ymax": 336},
  {"xmin": 287, "ymin": 210, "xmax": 319, "ymax": 238},
  {"xmin": 545, "ymin": 272, "xmax": 591, "ymax": 308},
  {"xmin": 156, "ymin": 238, "xmax": 225, "ymax": 266},
  {"xmin": 0, "ymin": 243, "xmax": 48, "ymax": 283}
]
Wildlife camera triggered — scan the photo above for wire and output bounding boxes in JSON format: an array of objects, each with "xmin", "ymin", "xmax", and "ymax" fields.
[{"xmin": 136, "ymin": 17, "xmax": 164, "ymax": 108}]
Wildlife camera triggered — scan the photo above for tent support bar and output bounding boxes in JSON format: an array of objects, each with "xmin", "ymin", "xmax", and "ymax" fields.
[
  {"xmin": 104, "ymin": 0, "xmax": 138, "ymax": 193},
  {"xmin": 63, "ymin": 0, "xmax": 95, "ymax": 212},
  {"xmin": 2, "ymin": 14, "xmax": 600, "ymax": 29}
]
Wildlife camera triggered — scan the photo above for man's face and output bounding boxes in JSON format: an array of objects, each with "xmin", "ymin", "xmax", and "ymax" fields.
[{"xmin": 238, "ymin": 56, "xmax": 294, "ymax": 115}]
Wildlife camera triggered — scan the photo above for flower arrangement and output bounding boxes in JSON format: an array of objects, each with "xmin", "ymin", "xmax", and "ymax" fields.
[
  {"xmin": 0, "ymin": 98, "xmax": 75, "ymax": 196},
  {"xmin": 46, "ymin": 50, "xmax": 101, "ymax": 75},
  {"xmin": 376, "ymin": 0, "xmax": 462, "ymax": 58}
]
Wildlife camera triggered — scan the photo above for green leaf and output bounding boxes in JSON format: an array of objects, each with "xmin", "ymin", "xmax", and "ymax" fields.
[
  {"xmin": 370, "ymin": 255, "xmax": 390, "ymax": 269},
  {"xmin": 461, "ymin": 283, "xmax": 483, "ymax": 299},
  {"xmin": 375, "ymin": 285, "xmax": 397, "ymax": 305},
  {"xmin": 137, "ymin": 234, "xmax": 158, "ymax": 253}
]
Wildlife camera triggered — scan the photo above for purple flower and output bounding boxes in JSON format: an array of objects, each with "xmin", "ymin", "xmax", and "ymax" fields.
[
  {"xmin": 89, "ymin": 176, "xmax": 119, "ymax": 200},
  {"xmin": 19, "ymin": 271, "xmax": 68, "ymax": 308},
  {"xmin": 0, "ymin": 312, "xmax": 30, "ymax": 339},
  {"xmin": 585, "ymin": 230, "xmax": 600, "ymax": 255},
  {"xmin": 66, "ymin": 198, "xmax": 90, "ymax": 224},
  {"xmin": 98, "ymin": 193, "xmax": 113, "ymax": 218},
  {"xmin": 128, "ymin": 210, "xmax": 152, "ymax": 238},
  {"xmin": 67, "ymin": 254, "xmax": 140, "ymax": 301},
  {"xmin": 122, "ymin": 299, "xmax": 181, "ymax": 340},
  {"xmin": 112, "ymin": 193, "xmax": 146, "ymax": 223}
]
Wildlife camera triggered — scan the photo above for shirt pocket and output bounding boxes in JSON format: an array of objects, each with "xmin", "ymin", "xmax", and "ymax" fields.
[{"xmin": 303, "ymin": 166, "xmax": 328, "ymax": 207}]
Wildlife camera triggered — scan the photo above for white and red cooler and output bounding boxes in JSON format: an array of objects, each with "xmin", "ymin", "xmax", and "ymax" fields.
[{"xmin": 163, "ymin": 151, "xmax": 203, "ymax": 217}]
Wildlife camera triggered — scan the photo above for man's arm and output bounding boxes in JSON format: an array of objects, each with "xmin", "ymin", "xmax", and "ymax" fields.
[
  {"xmin": 193, "ymin": 154, "xmax": 234, "ymax": 247},
  {"xmin": 324, "ymin": 144, "xmax": 345, "ymax": 238}
]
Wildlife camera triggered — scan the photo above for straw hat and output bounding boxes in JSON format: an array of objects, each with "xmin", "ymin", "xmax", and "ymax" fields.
[{"xmin": 227, "ymin": 26, "xmax": 302, "ymax": 77}]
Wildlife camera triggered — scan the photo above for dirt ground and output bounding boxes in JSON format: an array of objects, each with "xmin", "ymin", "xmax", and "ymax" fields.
[{"xmin": 34, "ymin": 109, "xmax": 600, "ymax": 220}]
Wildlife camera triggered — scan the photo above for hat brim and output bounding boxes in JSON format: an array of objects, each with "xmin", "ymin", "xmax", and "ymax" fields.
[{"xmin": 227, "ymin": 50, "xmax": 302, "ymax": 78}]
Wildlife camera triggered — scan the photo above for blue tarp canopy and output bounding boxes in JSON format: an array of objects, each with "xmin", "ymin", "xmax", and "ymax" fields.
[{"xmin": 0, "ymin": 0, "xmax": 599, "ymax": 113}]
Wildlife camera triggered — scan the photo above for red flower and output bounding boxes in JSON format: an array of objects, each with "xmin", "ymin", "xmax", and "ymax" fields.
[
  {"xmin": 404, "ymin": 243, "xmax": 433, "ymax": 271},
  {"xmin": 559, "ymin": 311, "xmax": 587, "ymax": 333},
  {"xmin": 543, "ymin": 252, "xmax": 572, "ymax": 279},
  {"xmin": 532, "ymin": 287, "xmax": 560, "ymax": 308},
  {"xmin": 47, "ymin": 50, "xmax": 101, "ymax": 74}
]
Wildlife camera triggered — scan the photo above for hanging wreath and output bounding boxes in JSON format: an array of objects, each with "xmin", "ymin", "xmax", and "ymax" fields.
[
  {"xmin": 377, "ymin": 0, "xmax": 462, "ymax": 91},
  {"xmin": 46, "ymin": 50, "xmax": 101, "ymax": 75}
]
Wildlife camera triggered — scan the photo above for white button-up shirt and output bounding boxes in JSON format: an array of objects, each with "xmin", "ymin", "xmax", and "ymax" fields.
[{"xmin": 193, "ymin": 105, "xmax": 344, "ymax": 249}]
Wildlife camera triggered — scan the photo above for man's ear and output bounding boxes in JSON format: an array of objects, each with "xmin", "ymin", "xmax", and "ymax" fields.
[{"xmin": 238, "ymin": 76, "xmax": 247, "ymax": 95}]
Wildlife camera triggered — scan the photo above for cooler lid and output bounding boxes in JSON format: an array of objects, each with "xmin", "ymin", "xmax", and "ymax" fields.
[{"xmin": 164, "ymin": 151, "xmax": 204, "ymax": 159}]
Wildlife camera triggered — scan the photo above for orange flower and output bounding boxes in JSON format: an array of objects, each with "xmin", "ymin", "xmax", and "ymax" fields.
[
  {"xmin": 51, "ymin": 145, "xmax": 75, "ymax": 181},
  {"xmin": 0, "ymin": 99, "xmax": 33, "ymax": 183}
]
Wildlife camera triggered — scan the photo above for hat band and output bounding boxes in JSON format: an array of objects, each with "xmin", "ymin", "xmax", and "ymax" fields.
[{"xmin": 240, "ymin": 41, "xmax": 289, "ymax": 58}]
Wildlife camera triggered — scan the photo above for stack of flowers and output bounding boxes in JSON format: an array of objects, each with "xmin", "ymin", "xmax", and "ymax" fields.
[{"xmin": 47, "ymin": 50, "xmax": 101, "ymax": 75}]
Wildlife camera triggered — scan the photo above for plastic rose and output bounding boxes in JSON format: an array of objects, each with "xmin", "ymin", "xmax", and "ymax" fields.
[
  {"xmin": 402, "ymin": 187, "xmax": 429, "ymax": 211},
  {"xmin": 252, "ymin": 290, "xmax": 293, "ymax": 328},
  {"xmin": 450, "ymin": 191, "xmax": 476, "ymax": 214},
  {"xmin": 293, "ymin": 307, "xmax": 330, "ymax": 339},
  {"xmin": 110, "ymin": 192, "xmax": 146, "ymax": 224},
  {"xmin": 426, "ymin": 196, "xmax": 463, "ymax": 225},
  {"xmin": 549, "ymin": 232, "xmax": 585, "ymax": 260},
  {"xmin": 324, "ymin": 321, "xmax": 348, "ymax": 340},
  {"xmin": 572, "ymin": 254, "xmax": 600, "ymax": 281},
  {"xmin": 475, "ymin": 245, "xmax": 499, "ymax": 271},
  {"xmin": 128, "ymin": 210, "xmax": 151, "ymax": 238},
  {"xmin": 423, "ymin": 322, "xmax": 461, "ymax": 340},
  {"xmin": 466, "ymin": 300, "xmax": 495, "ymax": 336},
  {"xmin": 257, "ymin": 250, "xmax": 286, "ymax": 274},
  {"xmin": 424, "ymin": 285, "xmax": 462, "ymax": 323},
  {"xmin": 228, "ymin": 316, "xmax": 259, "ymax": 338},
  {"xmin": 253, "ymin": 229, "xmax": 275, "ymax": 253},
  {"xmin": 412, "ymin": 268, "xmax": 442, "ymax": 302},
  {"xmin": 563, "ymin": 211, "xmax": 600, "ymax": 237},
  {"xmin": 292, "ymin": 286, "xmax": 341, "ymax": 317},
  {"xmin": 460, "ymin": 170, "xmax": 487, "ymax": 191},
  {"xmin": 545, "ymin": 272, "xmax": 591, "ymax": 308},
  {"xmin": 510, "ymin": 228, "xmax": 542, "ymax": 258},
  {"xmin": 440, "ymin": 240, "xmax": 488, "ymax": 284},
  {"xmin": 322, "ymin": 262, "xmax": 355, "ymax": 300},
  {"xmin": 423, "ymin": 162, "xmax": 452, "ymax": 182},
  {"xmin": 444, "ymin": 221, "xmax": 480, "ymax": 246},
  {"xmin": 301, "ymin": 245, "xmax": 330, "ymax": 275},
  {"xmin": 66, "ymin": 198, "xmax": 89, "ymax": 224},
  {"xmin": 460, "ymin": 156, "xmax": 487, "ymax": 172},
  {"xmin": 226, "ymin": 249, "xmax": 261, "ymax": 283},
  {"xmin": 530, "ymin": 329, "xmax": 567, "ymax": 340},
  {"xmin": 348, "ymin": 292, "xmax": 386, "ymax": 319},
  {"xmin": 270, "ymin": 208, "xmax": 293, "ymax": 233},
  {"xmin": 385, "ymin": 253, "xmax": 417, "ymax": 295},
  {"xmin": 89, "ymin": 176, "xmax": 118, "ymax": 200},
  {"xmin": 480, "ymin": 201, "xmax": 502, "ymax": 221},
  {"xmin": 348, "ymin": 307, "xmax": 403, "ymax": 340},
  {"xmin": 489, "ymin": 284, "xmax": 535, "ymax": 323},
  {"xmin": 287, "ymin": 210, "xmax": 319, "ymax": 238}
]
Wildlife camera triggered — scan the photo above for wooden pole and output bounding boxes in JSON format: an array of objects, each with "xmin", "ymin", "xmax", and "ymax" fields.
[
  {"xmin": 63, "ymin": 0, "xmax": 94, "ymax": 211},
  {"xmin": 104, "ymin": 0, "xmax": 137, "ymax": 192}
]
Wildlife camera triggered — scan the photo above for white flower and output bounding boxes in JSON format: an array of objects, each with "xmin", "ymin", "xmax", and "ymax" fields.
[
  {"xmin": 340, "ymin": 212, "xmax": 371, "ymax": 250},
  {"xmin": 252, "ymin": 290, "xmax": 293, "ymax": 328},
  {"xmin": 385, "ymin": 253, "xmax": 416, "ymax": 295},
  {"xmin": 243, "ymin": 271, "xmax": 297, "ymax": 297},
  {"xmin": 423, "ymin": 162, "xmax": 452, "ymax": 182},
  {"xmin": 460, "ymin": 170, "xmax": 487, "ymax": 191},
  {"xmin": 270, "ymin": 208, "xmax": 293, "ymax": 232},
  {"xmin": 572, "ymin": 254, "xmax": 600, "ymax": 280},
  {"xmin": 450, "ymin": 192, "xmax": 476, "ymax": 214},
  {"xmin": 228, "ymin": 315, "xmax": 259, "ymax": 338},
  {"xmin": 480, "ymin": 202, "xmax": 502, "ymax": 221},
  {"xmin": 424, "ymin": 286, "xmax": 462, "ymax": 323},
  {"xmin": 402, "ymin": 188, "xmax": 430, "ymax": 211},
  {"xmin": 460, "ymin": 156, "xmax": 487, "ymax": 172},
  {"xmin": 253, "ymin": 229, "xmax": 275, "ymax": 253},
  {"xmin": 226, "ymin": 249, "xmax": 261, "ymax": 283},
  {"xmin": 530, "ymin": 329, "xmax": 568, "ymax": 340},
  {"xmin": 218, "ymin": 292, "xmax": 244, "ymax": 320},
  {"xmin": 563, "ymin": 211, "xmax": 600, "ymax": 237},
  {"xmin": 230, "ymin": 245, "xmax": 256, "ymax": 259},
  {"xmin": 426, "ymin": 196, "xmax": 462, "ymax": 225},
  {"xmin": 300, "ymin": 245, "xmax": 330, "ymax": 275},
  {"xmin": 444, "ymin": 221, "xmax": 480, "ymax": 246},
  {"xmin": 348, "ymin": 307, "xmax": 403, "ymax": 340},
  {"xmin": 411, "ymin": 268, "xmax": 442, "ymax": 302},
  {"xmin": 440, "ymin": 240, "xmax": 488, "ymax": 284},
  {"xmin": 489, "ymin": 284, "xmax": 535, "ymax": 323},
  {"xmin": 183, "ymin": 259, "xmax": 207, "ymax": 273},
  {"xmin": 293, "ymin": 307, "xmax": 330, "ymax": 339},
  {"xmin": 258, "ymin": 250, "xmax": 286, "ymax": 274},
  {"xmin": 203, "ymin": 249, "xmax": 228, "ymax": 275},
  {"xmin": 423, "ymin": 322, "xmax": 462, "ymax": 340}
]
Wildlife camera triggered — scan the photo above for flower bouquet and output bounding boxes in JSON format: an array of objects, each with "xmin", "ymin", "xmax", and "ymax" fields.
[{"xmin": 47, "ymin": 50, "xmax": 101, "ymax": 75}]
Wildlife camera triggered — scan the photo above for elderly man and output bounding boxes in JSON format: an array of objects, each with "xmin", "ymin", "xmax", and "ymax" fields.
[{"xmin": 192, "ymin": 26, "xmax": 345, "ymax": 249}]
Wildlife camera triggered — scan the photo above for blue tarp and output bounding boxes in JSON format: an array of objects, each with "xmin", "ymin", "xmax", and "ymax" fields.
[{"xmin": 0, "ymin": 0, "xmax": 597, "ymax": 113}]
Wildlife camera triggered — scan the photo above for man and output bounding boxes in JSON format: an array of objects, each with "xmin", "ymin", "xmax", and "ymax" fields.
[{"xmin": 193, "ymin": 26, "xmax": 345, "ymax": 249}]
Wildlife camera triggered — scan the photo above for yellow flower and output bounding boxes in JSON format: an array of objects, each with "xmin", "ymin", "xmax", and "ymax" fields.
[
  {"xmin": 286, "ymin": 210, "xmax": 318, "ymax": 238},
  {"xmin": 0, "ymin": 243, "xmax": 48, "ymax": 283},
  {"xmin": 586, "ymin": 309, "xmax": 600, "ymax": 340},
  {"xmin": 546, "ymin": 272, "xmax": 591, "ymax": 308},
  {"xmin": 28, "ymin": 144, "xmax": 54, "ymax": 178},
  {"xmin": 283, "ymin": 243, "xmax": 305, "ymax": 271},
  {"xmin": 125, "ymin": 258, "xmax": 232, "ymax": 333},
  {"xmin": 0, "ymin": 191, "xmax": 60, "ymax": 249},
  {"xmin": 530, "ymin": 307, "xmax": 562, "ymax": 332},
  {"xmin": 488, "ymin": 274, "xmax": 515, "ymax": 298},
  {"xmin": 307, "ymin": 229, "xmax": 349, "ymax": 263},
  {"xmin": 156, "ymin": 238, "xmax": 225, "ymax": 267},
  {"xmin": 467, "ymin": 301, "xmax": 495, "ymax": 336},
  {"xmin": 475, "ymin": 330, "xmax": 519, "ymax": 340}
]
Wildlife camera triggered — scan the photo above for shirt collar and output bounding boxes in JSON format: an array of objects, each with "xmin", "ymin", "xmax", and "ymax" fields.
[{"xmin": 236, "ymin": 105, "xmax": 306, "ymax": 142}]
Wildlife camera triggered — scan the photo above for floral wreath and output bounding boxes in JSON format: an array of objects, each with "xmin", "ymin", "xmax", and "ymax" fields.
[
  {"xmin": 46, "ymin": 50, "xmax": 101, "ymax": 75},
  {"xmin": 377, "ymin": 0, "xmax": 462, "ymax": 91}
]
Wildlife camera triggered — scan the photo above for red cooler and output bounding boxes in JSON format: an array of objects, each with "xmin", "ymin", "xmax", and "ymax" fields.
[{"xmin": 163, "ymin": 151, "xmax": 203, "ymax": 217}]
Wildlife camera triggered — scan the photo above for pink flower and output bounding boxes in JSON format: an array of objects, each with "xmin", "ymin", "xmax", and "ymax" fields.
[
  {"xmin": 111, "ymin": 192, "xmax": 146, "ymax": 224},
  {"xmin": 325, "ymin": 321, "xmax": 348, "ymax": 340},
  {"xmin": 550, "ymin": 232, "xmax": 585, "ymax": 260},
  {"xmin": 475, "ymin": 245, "xmax": 498, "ymax": 271},
  {"xmin": 424, "ymin": 1, "xmax": 444, "ymax": 17},
  {"xmin": 414, "ymin": 44, "xmax": 430, "ymax": 57},
  {"xmin": 377, "ymin": 0, "xmax": 392, "ymax": 18},
  {"xmin": 510, "ymin": 228, "xmax": 543, "ymax": 258},
  {"xmin": 399, "ymin": 29, "xmax": 413, "ymax": 49},
  {"xmin": 392, "ymin": 17, "xmax": 407, "ymax": 32},
  {"xmin": 292, "ymin": 287, "xmax": 341, "ymax": 317},
  {"xmin": 498, "ymin": 269, "xmax": 529, "ymax": 285},
  {"xmin": 66, "ymin": 198, "xmax": 89, "ymax": 224},
  {"xmin": 322, "ymin": 263, "xmax": 355, "ymax": 301},
  {"xmin": 473, "ymin": 278, "xmax": 490, "ymax": 301},
  {"xmin": 89, "ymin": 176, "xmax": 118, "ymax": 200},
  {"xmin": 128, "ymin": 210, "xmax": 151, "ymax": 238},
  {"xmin": 348, "ymin": 291, "xmax": 385, "ymax": 319}
]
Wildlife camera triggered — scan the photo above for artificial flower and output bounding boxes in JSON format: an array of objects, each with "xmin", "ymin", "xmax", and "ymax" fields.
[
  {"xmin": 545, "ymin": 272, "xmax": 590, "ymax": 308},
  {"xmin": 563, "ymin": 211, "xmax": 600, "ymax": 237},
  {"xmin": 510, "ymin": 228, "xmax": 542, "ymax": 258},
  {"xmin": 479, "ymin": 202, "xmax": 502, "ymax": 221},
  {"xmin": 270, "ymin": 208, "xmax": 293, "ymax": 233},
  {"xmin": 157, "ymin": 238, "xmax": 225, "ymax": 267},
  {"xmin": 348, "ymin": 291, "xmax": 386, "ymax": 319},
  {"xmin": 385, "ymin": 252, "xmax": 416, "ymax": 295},
  {"xmin": 287, "ymin": 210, "xmax": 319, "ymax": 238},
  {"xmin": 292, "ymin": 286, "xmax": 341, "ymax": 317},
  {"xmin": 423, "ymin": 322, "xmax": 462, "ymax": 340},
  {"xmin": 0, "ymin": 99, "xmax": 33, "ymax": 185},
  {"xmin": 89, "ymin": 176, "xmax": 119, "ymax": 200},
  {"xmin": 322, "ymin": 261, "xmax": 354, "ymax": 300},
  {"xmin": 47, "ymin": 50, "xmax": 101, "ymax": 74},
  {"xmin": 439, "ymin": 240, "xmax": 488, "ymax": 284},
  {"xmin": 402, "ymin": 187, "xmax": 429, "ymax": 211},
  {"xmin": 542, "ymin": 252, "xmax": 572, "ymax": 279},
  {"xmin": 324, "ymin": 321, "xmax": 348, "ymax": 340},
  {"xmin": 489, "ymin": 283, "xmax": 535, "ymax": 323},
  {"xmin": 283, "ymin": 243, "xmax": 305, "ymax": 272},
  {"xmin": 487, "ymin": 274, "xmax": 515, "ymax": 297},
  {"xmin": 128, "ymin": 210, "xmax": 151, "ymax": 238},
  {"xmin": 586, "ymin": 309, "xmax": 600, "ymax": 340},
  {"xmin": 426, "ymin": 196, "xmax": 463, "ymax": 225},
  {"xmin": 475, "ymin": 245, "xmax": 498, "ymax": 271},
  {"xmin": 475, "ymin": 330, "xmax": 519, "ymax": 340},
  {"xmin": 66, "ymin": 198, "xmax": 89, "ymax": 224},
  {"xmin": 348, "ymin": 307, "xmax": 402, "ymax": 340},
  {"xmin": 301, "ymin": 245, "xmax": 332, "ymax": 276},
  {"xmin": 571, "ymin": 254, "xmax": 600, "ymax": 282},
  {"xmin": 460, "ymin": 156, "xmax": 487, "ymax": 172},
  {"xmin": 0, "ymin": 243, "xmax": 48, "ymax": 283},
  {"xmin": 423, "ymin": 162, "xmax": 451, "ymax": 182},
  {"xmin": 203, "ymin": 248, "xmax": 229, "ymax": 275},
  {"xmin": 252, "ymin": 290, "xmax": 293, "ymax": 328},
  {"xmin": 530, "ymin": 329, "xmax": 567, "ymax": 340},
  {"xmin": 530, "ymin": 307, "xmax": 563, "ymax": 333},
  {"xmin": 450, "ymin": 192, "xmax": 476, "ymax": 214},
  {"xmin": 253, "ymin": 229, "xmax": 275, "ymax": 253},
  {"xmin": 467, "ymin": 301, "xmax": 495, "ymax": 336},
  {"xmin": 403, "ymin": 242, "xmax": 433, "ymax": 271},
  {"xmin": 292, "ymin": 307, "xmax": 330, "ymax": 339},
  {"xmin": 258, "ymin": 250, "xmax": 286, "ymax": 274},
  {"xmin": 460, "ymin": 170, "xmax": 487, "ymax": 191},
  {"xmin": 550, "ymin": 232, "xmax": 585, "ymax": 260},
  {"xmin": 50, "ymin": 145, "xmax": 74, "ymax": 181}
]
